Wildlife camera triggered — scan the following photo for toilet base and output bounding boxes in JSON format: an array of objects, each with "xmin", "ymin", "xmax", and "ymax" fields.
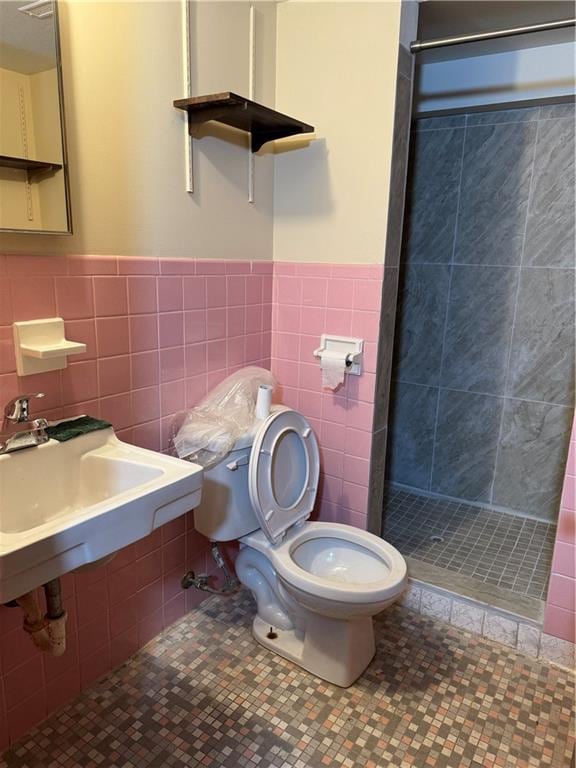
[{"xmin": 252, "ymin": 612, "xmax": 376, "ymax": 688}]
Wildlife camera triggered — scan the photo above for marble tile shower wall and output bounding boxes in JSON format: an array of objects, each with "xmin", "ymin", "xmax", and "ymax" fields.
[{"xmin": 389, "ymin": 103, "xmax": 576, "ymax": 521}]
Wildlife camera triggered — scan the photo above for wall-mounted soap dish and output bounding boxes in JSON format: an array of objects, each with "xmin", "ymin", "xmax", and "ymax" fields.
[{"xmin": 13, "ymin": 318, "xmax": 86, "ymax": 376}]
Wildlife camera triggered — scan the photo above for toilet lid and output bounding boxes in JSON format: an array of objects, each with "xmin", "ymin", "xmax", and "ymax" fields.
[{"xmin": 249, "ymin": 408, "xmax": 320, "ymax": 544}]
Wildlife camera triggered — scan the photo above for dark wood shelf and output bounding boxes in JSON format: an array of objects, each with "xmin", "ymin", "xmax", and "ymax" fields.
[
  {"xmin": 0, "ymin": 155, "xmax": 62, "ymax": 174},
  {"xmin": 173, "ymin": 92, "xmax": 314, "ymax": 153}
]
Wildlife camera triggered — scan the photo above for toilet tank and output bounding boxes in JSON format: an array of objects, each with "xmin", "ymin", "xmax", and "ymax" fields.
[{"xmin": 193, "ymin": 432, "xmax": 260, "ymax": 542}]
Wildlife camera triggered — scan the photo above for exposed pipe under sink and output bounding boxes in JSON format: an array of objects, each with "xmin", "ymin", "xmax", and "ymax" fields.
[{"xmin": 3, "ymin": 578, "xmax": 68, "ymax": 656}]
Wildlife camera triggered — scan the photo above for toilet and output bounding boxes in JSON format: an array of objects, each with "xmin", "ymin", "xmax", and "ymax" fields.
[{"xmin": 193, "ymin": 405, "xmax": 407, "ymax": 687}]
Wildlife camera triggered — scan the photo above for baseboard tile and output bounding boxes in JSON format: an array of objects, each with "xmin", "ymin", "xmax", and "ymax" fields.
[{"xmin": 402, "ymin": 579, "xmax": 575, "ymax": 672}]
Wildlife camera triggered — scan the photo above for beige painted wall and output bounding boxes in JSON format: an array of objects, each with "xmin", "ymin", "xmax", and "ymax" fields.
[
  {"xmin": 1, "ymin": 1, "xmax": 406, "ymax": 263},
  {"xmin": 0, "ymin": 0, "xmax": 276, "ymax": 258},
  {"xmin": 272, "ymin": 1, "xmax": 402, "ymax": 264}
]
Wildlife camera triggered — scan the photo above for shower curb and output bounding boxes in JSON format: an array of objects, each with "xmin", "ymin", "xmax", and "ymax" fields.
[{"xmin": 402, "ymin": 579, "xmax": 575, "ymax": 672}]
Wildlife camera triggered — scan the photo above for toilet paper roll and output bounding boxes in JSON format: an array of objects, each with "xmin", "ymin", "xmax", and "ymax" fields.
[
  {"xmin": 320, "ymin": 350, "xmax": 347, "ymax": 390},
  {"xmin": 256, "ymin": 384, "xmax": 273, "ymax": 419}
]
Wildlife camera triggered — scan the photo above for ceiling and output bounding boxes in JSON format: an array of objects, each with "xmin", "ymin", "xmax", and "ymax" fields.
[
  {"xmin": 0, "ymin": 0, "xmax": 56, "ymax": 74},
  {"xmin": 416, "ymin": 1, "xmax": 576, "ymax": 61}
]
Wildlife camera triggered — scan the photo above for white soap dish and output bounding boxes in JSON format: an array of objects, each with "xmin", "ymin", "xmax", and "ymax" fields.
[{"xmin": 13, "ymin": 318, "xmax": 86, "ymax": 376}]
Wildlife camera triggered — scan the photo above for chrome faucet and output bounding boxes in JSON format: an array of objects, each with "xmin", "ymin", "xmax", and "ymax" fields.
[{"xmin": 0, "ymin": 393, "xmax": 50, "ymax": 454}]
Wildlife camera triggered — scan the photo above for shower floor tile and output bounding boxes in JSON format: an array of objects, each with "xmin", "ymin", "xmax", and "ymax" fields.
[
  {"xmin": 1, "ymin": 591, "xmax": 574, "ymax": 768},
  {"xmin": 384, "ymin": 487, "xmax": 556, "ymax": 601}
]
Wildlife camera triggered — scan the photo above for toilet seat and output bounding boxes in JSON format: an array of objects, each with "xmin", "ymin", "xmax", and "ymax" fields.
[
  {"xmin": 243, "ymin": 522, "xmax": 407, "ymax": 606},
  {"xmin": 245, "ymin": 408, "xmax": 405, "ymax": 604},
  {"xmin": 249, "ymin": 408, "xmax": 320, "ymax": 544}
]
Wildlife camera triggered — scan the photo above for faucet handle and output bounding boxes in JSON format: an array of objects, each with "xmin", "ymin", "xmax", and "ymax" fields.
[{"xmin": 4, "ymin": 393, "xmax": 45, "ymax": 423}]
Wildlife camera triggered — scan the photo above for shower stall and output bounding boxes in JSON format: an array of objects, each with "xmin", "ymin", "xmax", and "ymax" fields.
[{"xmin": 382, "ymin": 92, "xmax": 575, "ymax": 617}]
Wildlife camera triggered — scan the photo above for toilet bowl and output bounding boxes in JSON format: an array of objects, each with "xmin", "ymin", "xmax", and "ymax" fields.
[{"xmin": 193, "ymin": 405, "xmax": 407, "ymax": 687}]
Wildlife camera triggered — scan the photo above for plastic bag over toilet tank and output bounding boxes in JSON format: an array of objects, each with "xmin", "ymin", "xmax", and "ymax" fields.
[{"xmin": 172, "ymin": 366, "xmax": 277, "ymax": 469}]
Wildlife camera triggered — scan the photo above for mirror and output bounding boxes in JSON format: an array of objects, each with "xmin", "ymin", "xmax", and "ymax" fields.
[{"xmin": 0, "ymin": 0, "xmax": 71, "ymax": 233}]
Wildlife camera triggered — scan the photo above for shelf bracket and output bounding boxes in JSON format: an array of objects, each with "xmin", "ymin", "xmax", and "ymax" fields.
[{"xmin": 187, "ymin": 105, "xmax": 248, "ymax": 138}]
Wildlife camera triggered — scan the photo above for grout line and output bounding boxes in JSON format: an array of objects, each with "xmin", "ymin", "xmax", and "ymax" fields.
[
  {"xmin": 488, "ymin": 118, "xmax": 540, "ymax": 508},
  {"xmin": 428, "ymin": 392, "xmax": 442, "ymax": 494},
  {"xmin": 399, "ymin": 261, "xmax": 575, "ymax": 270},
  {"xmin": 388, "ymin": 480, "xmax": 559, "ymax": 523},
  {"xmin": 525, "ymin": 523, "xmax": 553, "ymax": 599},
  {"xmin": 90, "ymin": 277, "xmax": 102, "ymax": 402},
  {"xmin": 391, "ymin": 380, "xmax": 570, "ymax": 411},
  {"xmin": 514, "ymin": 524, "xmax": 539, "ymax": 591},
  {"xmin": 413, "ymin": 110, "xmax": 574, "ymax": 134},
  {"xmin": 428, "ymin": 121, "xmax": 467, "ymax": 493}
]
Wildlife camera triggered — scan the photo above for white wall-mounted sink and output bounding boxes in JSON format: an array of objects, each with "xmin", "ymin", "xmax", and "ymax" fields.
[{"xmin": 0, "ymin": 428, "xmax": 203, "ymax": 603}]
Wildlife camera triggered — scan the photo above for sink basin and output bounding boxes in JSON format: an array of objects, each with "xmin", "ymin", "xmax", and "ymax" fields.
[{"xmin": 0, "ymin": 428, "xmax": 203, "ymax": 603}]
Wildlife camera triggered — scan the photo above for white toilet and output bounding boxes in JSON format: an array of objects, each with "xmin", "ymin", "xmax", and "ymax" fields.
[{"xmin": 193, "ymin": 405, "xmax": 407, "ymax": 687}]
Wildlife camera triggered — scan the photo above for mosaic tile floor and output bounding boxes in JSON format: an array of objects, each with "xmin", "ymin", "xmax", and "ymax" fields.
[
  {"xmin": 1, "ymin": 591, "xmax": 574, "ymax": 768},
  {"xmin": 384, "ymin": 488, "xmax": 556, "ymax": 601}
]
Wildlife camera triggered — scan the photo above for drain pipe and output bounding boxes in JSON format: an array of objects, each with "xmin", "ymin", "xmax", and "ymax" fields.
[
  {"xmin": 43, "ymin": 578, "xmax": 68, "ymax": 656},
  {"xmin": 181, "ymin": 543, "xmax": 241, "ymax": 596},
  {"xmin": 14, "ymin": 591, "xmax": 51, "ymax": 651},
  {"xmin": 8, "ymin": 578, "xmax": 68, "ymax": 656}
]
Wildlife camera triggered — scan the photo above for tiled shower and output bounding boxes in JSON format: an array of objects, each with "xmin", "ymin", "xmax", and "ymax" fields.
[{"xmin": 384, "ymin": 103, "xmax": 575, "ymax": 611}]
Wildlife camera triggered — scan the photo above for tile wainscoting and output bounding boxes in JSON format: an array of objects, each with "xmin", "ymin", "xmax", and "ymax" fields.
[
  {"xmin": 0, "ymin": 254, "xmax": 274, "ymax": 446},
  {"xmin": 271, "ymin": 261, "xmax": 384, "ymax": 531},
  {"xmin": 0, "ymin": 253, "xmax": 273, "ymax": 750},
  {"xmin": 0, "ymin": 254, "xmax": 385, "ymax": 749}
]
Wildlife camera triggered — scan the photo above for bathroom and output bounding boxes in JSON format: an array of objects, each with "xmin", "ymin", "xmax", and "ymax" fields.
[{"xmin": 0, "ymin": 0, "xmax": 574, "ymax": 766}]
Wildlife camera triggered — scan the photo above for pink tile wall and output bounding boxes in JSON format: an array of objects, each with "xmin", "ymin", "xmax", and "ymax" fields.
[
  {"xmin": 544, "ymin": 414, "xmax": 576, "ymax": 645},
  {"xmin": 0, "ymin": 513, "xmax": 210, "ymax": 750},
  {"xmin": 0, "ymin": 255, "xmax": 272, "ymax": 451},
  {"xmin": 271, "ymin": 262, "xmax": 384, "ymax": 531},
  {"xmin": 0, "ymin": 253, "xmax": 272, "ymax": 751},
  {"xmin": 0, "ymin": 254, "xmax": 382, "ymax": 749}
]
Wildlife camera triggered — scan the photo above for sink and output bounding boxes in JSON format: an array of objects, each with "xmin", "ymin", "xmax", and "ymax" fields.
[{"xmin": 0, "ymin": 428, "xmax": 203, "ymax": 603}]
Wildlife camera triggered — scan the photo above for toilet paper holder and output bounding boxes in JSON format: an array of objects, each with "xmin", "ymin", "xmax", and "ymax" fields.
[{"xmin": 313, "ymin": 335, "xmax": 364, "ymax": 376}]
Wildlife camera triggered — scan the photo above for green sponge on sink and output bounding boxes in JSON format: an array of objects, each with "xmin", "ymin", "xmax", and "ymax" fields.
[{"xmin": 46, "ymin": 416, "xmax": 112, "ymax": 442}]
